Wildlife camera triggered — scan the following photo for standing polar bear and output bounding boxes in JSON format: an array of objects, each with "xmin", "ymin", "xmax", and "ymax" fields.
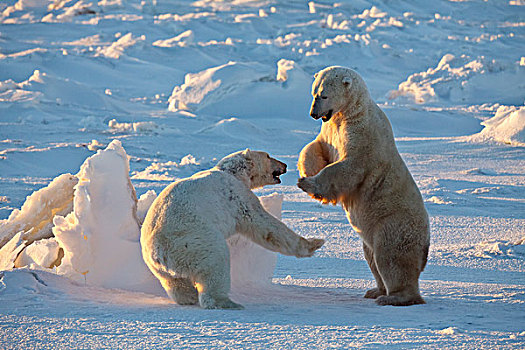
[
  {"xmin": 297, "ymin": 66, "xmax": 430, "ymax": 306},
  {"xmin": 141, "ymin": 149, "xmax": 325, "ymax": 309}
]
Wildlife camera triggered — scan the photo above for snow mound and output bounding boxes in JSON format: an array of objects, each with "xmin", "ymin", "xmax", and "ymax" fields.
[
  {"xmin": 197, "ymin": 117, "xmax": 266, "ymax": 141},
  {"xmin": 108, "ymin": 118, "xmax": 159, "ymax": 133},
  {"xmin": 96, "ymin": 33, "xmax": 145, "ymax": 59},
  {"xmin": 472, "ymin": 237, "xmax": 525, "ymax": 259},
  {"xmin": 388, "ymin": 54, "xmax": 525, "ymax": 105},
  {"xmin": 41, "ymin": 0, "xmax": 97, "ymax": 23},
  {"xmin": 168, "ymin": 59, "xmax": 311, "ymax": 119},
  {"xmin": 131, "ymin": 155, "xmax": 205, "ymax": 181},
  {"xmin": 0, "ymin": 70, "xmax": 112, "ymax": 114},
  {"xmin": 153, "ymin": 30, "xmax": 194, "ymax": 48},
  {"xmin": 168, "ymin": 61, "xmax": 272, "ymax": 112},
  {"xmin": 437, "ymin": 327, "xmax": 462, "ymax": 335},
  {"xmin": 471, "ymin": 105, "xmax": 525, "ymax": 146}
]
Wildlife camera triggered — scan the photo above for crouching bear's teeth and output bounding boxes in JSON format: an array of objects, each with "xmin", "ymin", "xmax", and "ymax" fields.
[{"xmin": 272, "ymin": 170, "xmax": 283, "ymax": 183}]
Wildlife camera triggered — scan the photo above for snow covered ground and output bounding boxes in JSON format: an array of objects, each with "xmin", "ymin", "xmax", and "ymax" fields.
[{"xmin": 1, "ymin": 0, "xmax": 524, "ymax": 348}]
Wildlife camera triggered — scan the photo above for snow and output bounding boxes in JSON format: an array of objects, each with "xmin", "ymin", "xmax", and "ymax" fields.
[
  {"xmin": 471, "ymin": 105, "xmax": 525, "ymax": 146},
  {"xmin": 0, "ymin": 0, "xmax": 524, "ymax": 348}
]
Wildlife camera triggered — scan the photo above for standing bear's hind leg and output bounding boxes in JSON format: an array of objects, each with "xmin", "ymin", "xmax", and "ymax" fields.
[
  {"xmin": 373, "ymin": 235, "xmax": 426, "ymax": 306},
  {"xmin": 362, "ymin": 243, "xmax": 386, "ymax": 299}
]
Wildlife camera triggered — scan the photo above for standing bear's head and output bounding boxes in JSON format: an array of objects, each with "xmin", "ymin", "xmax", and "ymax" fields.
[
  {"xmin": 216, "ymin": 149, "xmax": 287, "ymax": 189},
  {"xmin": 310, "ymin": 66, "xmax": 371, "ymax": 122}
]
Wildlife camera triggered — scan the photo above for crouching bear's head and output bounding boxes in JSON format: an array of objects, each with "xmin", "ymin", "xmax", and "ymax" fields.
[
  {"xmin": 309, "ymin": 66, "xmax": 370, "ymax": 122},
  {"xmin": 216, "ymin": 149, "xmax": 287, "ymax": 189}
]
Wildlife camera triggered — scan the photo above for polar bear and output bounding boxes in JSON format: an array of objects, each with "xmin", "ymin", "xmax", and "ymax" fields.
[
  {"xmin": 141, "ymin": 149, "xmax": 325, "ymax": 309},
  {"xmin": 297, "ymin": 66, "xmax": 430, "ymax": 306}
]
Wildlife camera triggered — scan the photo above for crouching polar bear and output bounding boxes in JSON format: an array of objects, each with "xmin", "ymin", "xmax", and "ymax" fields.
[
  {"xmin": 297, "ymin": 66, "xmax": 430, "ymax": 306},
  {"xmin": 141, "ymin": 149, "xmax": 325, "ymax": 309}
]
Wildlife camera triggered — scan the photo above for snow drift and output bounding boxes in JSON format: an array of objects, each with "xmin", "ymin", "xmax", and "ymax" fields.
[
  {"xmin": 388, "ymin": 54, "xmax": 524, "ymax": 105},
  {"xmin": 471, "ymin": 105, "xmax": 525, "ymax": 146},
  {"xmin": 168, "ymin": 59, "xmax": 311, "ymax": 119}
]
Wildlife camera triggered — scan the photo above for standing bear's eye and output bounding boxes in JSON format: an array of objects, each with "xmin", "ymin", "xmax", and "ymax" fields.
[{"xmin": 321, "ymin": 96, "xmax": 328, "ymax": 100}]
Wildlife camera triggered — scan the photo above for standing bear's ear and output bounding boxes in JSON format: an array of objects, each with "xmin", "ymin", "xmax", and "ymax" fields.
[
  {"xmin": 242, "ymin": 148, "xmax": 252, "ymax": 157},
  {"xmin": 314, "ymin": 72, "xmax": 319, "ymax": 79},
  {"xmin": 342, "ymin": 76, "xmax": 352, "ymax": 87}
]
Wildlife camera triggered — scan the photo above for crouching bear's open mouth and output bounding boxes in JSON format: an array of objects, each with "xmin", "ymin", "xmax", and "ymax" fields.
[
  {"xmin": 322, "ymin": 109, "xmax": 333, "ymax": 122},
  {"xmin": 272, "ymin": 169, "xmax": 286, "ymax": 183}
]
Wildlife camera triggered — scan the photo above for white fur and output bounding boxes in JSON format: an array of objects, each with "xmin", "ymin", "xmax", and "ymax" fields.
[
  {"xmin": 298, "ymin": 66, "xmax": 430, "ymax": 306},
  {"xmin": 141, "ymin": 149, "xmax": 324, "ymax": 309}
]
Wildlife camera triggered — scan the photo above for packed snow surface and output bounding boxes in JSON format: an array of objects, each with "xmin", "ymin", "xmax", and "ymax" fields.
[{"xmin": 0, "ymin": 0, "xmax": 524, "ymax": 348}]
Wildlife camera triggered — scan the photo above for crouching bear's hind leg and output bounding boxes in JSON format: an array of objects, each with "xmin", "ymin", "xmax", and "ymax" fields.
[
  {"xmin": 193, "ymin": 231, "xmax": 244, "ymax": 310},
  {"xmin": 158, "ymin": 275, "xmax": 199, "ymax": 305}
]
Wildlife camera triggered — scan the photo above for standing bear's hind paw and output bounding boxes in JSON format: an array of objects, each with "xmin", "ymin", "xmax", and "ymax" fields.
[
  {"xmin": 375, "ymin": 294, "xmax": 426, "ymax": 306},
  {"xmin": 364, "ymin": 287, "xmax": 386, "ymax": 299}
]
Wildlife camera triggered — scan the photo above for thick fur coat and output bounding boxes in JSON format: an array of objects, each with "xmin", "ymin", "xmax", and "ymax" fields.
[{"xmin": 141, "ymin": 149, "xmax": 324, "ymax": 309}]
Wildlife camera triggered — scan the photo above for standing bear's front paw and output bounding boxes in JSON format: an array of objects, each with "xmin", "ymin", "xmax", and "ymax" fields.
[
  {"xmin": 297, "ymin": 177, "xmax": 337, "ymax": 205},
  {"xmin": 297, "ymin": 176, "xmax": 319, "ymax": 197}
]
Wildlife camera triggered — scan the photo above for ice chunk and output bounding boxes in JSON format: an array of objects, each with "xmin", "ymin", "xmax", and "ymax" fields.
[
  {"xmin": 136, "ymin": 190, "xmax": 157, "ymax": 225},
  {"xmin": 473, "ymin": 105, "xmax": 525, "ymax": 146},
  {"xmin": 14, "ymin": 237, "xmax": 61, "ymax": 268},
  {"xmin": 0, "ymin": 173, "xmax": 77, "ymax": 248},
  {"xmin": 276, "ymin": 59, "xmax": 295, "ymax": 82},
  {"xmin": 0, "ymin": 232, "xmax": 26, "ymax": 270},
  {"xmin": 52, "ymin": 140, "xmax": 162, "ymax": 294}
]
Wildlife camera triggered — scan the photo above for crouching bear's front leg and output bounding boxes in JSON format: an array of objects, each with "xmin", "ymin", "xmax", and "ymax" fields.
[{"xmin": 238, "ymin": 193, "xmax": 325, "ymax": 258}]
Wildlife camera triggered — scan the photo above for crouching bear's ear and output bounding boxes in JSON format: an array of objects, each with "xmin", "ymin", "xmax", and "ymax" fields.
[
  {"xmin": 242, "ymin": 148, "xmax": 252, "ymax": 157},
  {"xmin": 342, "ymin": 76, "xmax": 352, "ymax": 88}
]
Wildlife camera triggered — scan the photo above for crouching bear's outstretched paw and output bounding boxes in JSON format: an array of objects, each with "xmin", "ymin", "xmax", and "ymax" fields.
[
  {"xmin": 307, "ymin": 238, "xmax": 325, "ymax": 255},
  {"xmin": 296, "ymin": 238, "xmax": 325, "ymax": 257}
]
